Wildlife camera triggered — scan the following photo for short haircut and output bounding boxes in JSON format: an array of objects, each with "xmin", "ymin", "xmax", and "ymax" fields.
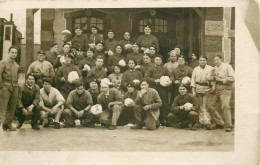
[
  {"xmin": 42, "ymin": 77, "xmax": 53, "ymax": 85},
  {"xmin": 96, "ymin": 56, "xmax": 104, "ymax": 61},
  {"xmin": 128, "ymin": 59, "xmax": 137, "ymax": 66},
  {"xmin": 26, "ymin": 74, "xmax": 36, "ymax": 80},
  {"xmin": 199, "ymin": 55, "xmax": 207, "ymax": 60},
  {"xmin": 8, "ymin": 45, "xmax": 18, "ymax": 53},
  {"xmin": 75, "ymin": 81, "xmax": 84, "ymax": 88},
  {"xmin": 213, "ymin": 54, "xmax": 223, "ymax": 59},
  {"xmin": 113, "ymin": 65, "xmax": 121, "ymax": 72},
  {"xmin": 178, "ymin": 83, "xmax": 189, "ymax": 91}
]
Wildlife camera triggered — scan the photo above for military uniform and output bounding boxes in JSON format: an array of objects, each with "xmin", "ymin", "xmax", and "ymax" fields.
[
  {"xmin": 121, "ymin": 69, "xmax": 143, "ymax": 90},
  {"xmin": 71, "ymin": 34, "xmax": 89, "ymax": 51},
  {"xmin": 107, "ymin": 53, "xmax": 127, "ymax": 73},
  {"xmin": 15, "ymin": 83, "xmax": 41, "ymax": 128},
  {"xmin": 104, "ymin": 39, "xmax": 118, "ymax": 52},
  {"xmin": 90, "ymin": 34, "xmax": 104, "ymax": 44},
  {"xmin": 86, "ymin": 66, "xmax": 107, "ymax": 85},
  {"xmin": 126, "ymin": 52, "xmax": 143, "ymax": 65},
  {"xmin": 145, "ymin": 64, "xmax": 172, "ymax": 125},
  {"xmin": 136, "ymin": 34, "xmax": 159, "ymax": 52},
  {"xmin": 0, "ymin": 58, "xmax": 19, "ymax": 129},
  {"xmin": 168, "ymin": 93, "xmax": 199, "ymax": 129},
  {"xmin": 55, "ymin": 63, "xmax": 82, "ymax": 99},
  {"xmin": 132, "ymin": 88, "xmax": 162, "ymax": 130}
]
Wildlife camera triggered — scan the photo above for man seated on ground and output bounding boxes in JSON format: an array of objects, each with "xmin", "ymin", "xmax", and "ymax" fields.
[
  {"xmin": 97, "ymin": 78, "xmax": 123, "ymax": 130},
  {"xmin": 15, "ymin": 74, "xmax": 41, "ymax": 130},
  {"xmin": 130, "ymin": 79, "xmax": 162, "ymax": 130},
  {"xmin": 27, "ymin": 50, "xmax": 55, "ymax": 88},
  {"xmin": 39, "ymin": 77, "xmax": 65, "ymax": 129},
  {"xmin": 62, "ymin": 82, "xmax": 94, "ymax": 128},
  {"xmin": 167, "ymin": 84, "xmax": 199, "ymax": 130}
]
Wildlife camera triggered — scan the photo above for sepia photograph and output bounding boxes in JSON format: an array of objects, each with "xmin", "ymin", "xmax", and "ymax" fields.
[{"xmin": 0, "ymin": 0, "xmax": 259, "ymax": 165}]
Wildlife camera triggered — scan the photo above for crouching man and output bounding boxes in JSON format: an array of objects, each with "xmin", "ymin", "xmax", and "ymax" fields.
[
  {"xmin": 167, "ymin": 84, "xmax": 199, "ymax": 130},
  {"xmin": 62, "ymin": 82, "xmax": 93, "ymax": 128},
  {"xmin": 15, "ymin": 74, "xmax": 41, "ymax": 130},
  {"xmin": 97, "ymin": 78, "xmax": 123, "ymax": 130},
  {"xmin": 40, "ymin": 78, "xmax": 65, "ymax": 129},
  {"xmin": 130, "ymin": 79, "xmax": 162, "ymax": 130}
]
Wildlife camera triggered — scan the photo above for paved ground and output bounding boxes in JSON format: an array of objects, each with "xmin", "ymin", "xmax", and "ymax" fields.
[{"xmin": 0, "ymin": 123, "xmax": 234, "ymax": 151}]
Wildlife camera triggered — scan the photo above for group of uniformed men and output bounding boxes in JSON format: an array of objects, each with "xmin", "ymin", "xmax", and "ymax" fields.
[{"xmin": 0, "ymin": 25, "xmax": 235, "ymax": 132}]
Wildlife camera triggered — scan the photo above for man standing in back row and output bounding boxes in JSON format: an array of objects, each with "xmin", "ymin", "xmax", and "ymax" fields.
[
  {"xmin": 210, "ymin": 54, "xmax": 235, "ymax": 132},
  {"xmin": 136, "ymin": 26, "xmax": 159, "ymax": 53},
  {"xmin": 0, "ymin": 46, "xmax": 19, "ymax": 131}
]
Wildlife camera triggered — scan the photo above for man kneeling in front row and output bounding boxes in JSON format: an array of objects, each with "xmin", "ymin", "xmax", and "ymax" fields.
[
  {"xmin": 15, "ymin": 74, "xmax": 41, "ymax": 130},
  {"xmin": 130, "ymin": 78, "xmax": 162, "ymax": 130},
  {"xmin": 62, "ymin": 82, "xmax": 94, "ymax": 127},
  {"xmin": 167, "ymin": 84, "xmax": 199, "ymax": 130},
  {"xmin": 39, "ymin": 77, "xmax": 65, "ymax": 129}
]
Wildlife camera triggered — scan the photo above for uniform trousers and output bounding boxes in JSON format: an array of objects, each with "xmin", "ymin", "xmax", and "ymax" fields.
[
  {"xmin": 15, "ymin": 105, "xmax": 41, "ymax": 125},
  {"xmin": 132, "ymin": 105, "xmax": 159, "ymax": 130},
  {"xmin": 0, "ymin": 86, "xmax": 19, "ymax": 125},
  {"xmin": 99, "ymin": 105, "xmax": 123, "ymax": 126}
]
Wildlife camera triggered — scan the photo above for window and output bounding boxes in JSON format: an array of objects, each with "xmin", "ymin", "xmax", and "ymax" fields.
[
  {"xmin": 74, "ymin": 16, "xmax": 103, "ymax": 31},
  {"xmin": 5, "ymin": 26, "xmax": 11, "ymax": 40},
  {"xmin": 139, "ymin": 19, "xmax": 168, "ymax": 33}
]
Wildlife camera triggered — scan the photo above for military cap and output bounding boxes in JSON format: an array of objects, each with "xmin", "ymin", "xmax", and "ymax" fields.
[
  {"xmin": 37, "ymin": 50, "xmax": 45, "ymax": 55},
  {"xmin": 154, "ymin": 54, "xmax": 164, "ymax": 61},
  {"xmin": 107, "ymin": 30, "xmax": 114, "ymax": 34},
  {"xmin": 75, "ymin": 26, "xmax": 82, "ymax": 30},
  {"xmin": 96, "ymin": 40, "xmax": 104, "ymax": 46},
  {"xmin": 127, "ymin": 82, "xmax": 135, "ymax": 88}
]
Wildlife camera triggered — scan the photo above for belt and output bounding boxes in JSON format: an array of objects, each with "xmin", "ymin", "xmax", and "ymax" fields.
[{"xmin": 196, "ymin": 82, "xmax": 209, "ymax": 86}]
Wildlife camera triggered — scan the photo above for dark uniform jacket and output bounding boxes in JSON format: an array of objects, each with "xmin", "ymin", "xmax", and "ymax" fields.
[
  {"xmin": 17, "ymin": 83, "xmax": 40, "ymax": 109},
  {"xmin": 171, "ymin": 93, "xmax": 198, "ymax": 114},
  {"xmin": 71, "ymin": 34, "xmax": 90, "ymax": 51},
  {"xmin": 136, "ymin": 34, "xmax": 159, "ymax": 52}
]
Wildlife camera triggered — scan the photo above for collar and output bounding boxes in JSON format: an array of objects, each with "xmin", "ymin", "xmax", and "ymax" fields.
[
  {"xmin": 104, "ymin": 91, "xmax": 110, "ymax": 98},
  {"xmin": 129, "ymin": 68, "xmax": 135, "ymax": 72},
  {"xmin": 96, "ymin": 66, "xmax": 102, "ymax": 70},
  {"xmin": 199, "ymin": 65, "xmax": 206, "ymax": 69},
  {"xmin": 26, "ymin": 83, "xmax": 34, "ymax": 90}
]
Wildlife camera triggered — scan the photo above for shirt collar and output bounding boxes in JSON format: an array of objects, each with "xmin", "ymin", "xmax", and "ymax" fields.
[{"xmin": 26, "ymin": 83, "xmax": 34, "ymax": 90}]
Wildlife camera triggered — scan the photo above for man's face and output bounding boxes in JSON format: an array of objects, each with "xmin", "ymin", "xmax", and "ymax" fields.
[
  {"xmin": 199, "ymin": 57, "xmax": 207, "ymax": 66},
  {"xmin": 75, "ymin": 29, "xmax": 83, "ymax": 35},
  {"xmin": 140, "ymin": 81, "xmax": 149, "ymax": 90},
  {"xmin": 178, "ymin": 58, "xmax": 185, "ymax": 65},
  {"xmin": 101, "ymin": 85, "xmax": 109, "ymax": 93},
  {"xmin": 107, "ymin": 32, "xmax": 114, "ymax": 39},
  {"xmin": 143, "ymin": 55, "xmax": 151, "ymax": 64},
  {"xmin": 65, "ymin": 56, "xmax": 72, "ymax": 64},
  {"xmin": 149, "ymin": 47, "xmax": 156, "ymax": 55},
  {"xmin": 124, "ymin": 32, "xmax": 130, "ymax": 40},
  {"xmin": 87, "ymin": 51, "xmax": 94, "ymax": 58},
  {"xmin": 71, "ymin": 48, "xmax": 77, "ymax": 54},
  {"xmin": 51, "ymin": 45, "xmax": 58, "ymax": 53},
  {"xmin": 213, "ymin": 56, "xmax": 222, "ymax": 66},
  {"xmin": 178, "ymin": 86, "xmax": 187, "ymax": 95},
  {"xmin": 43, "ymin": 82, "xmax": 52, "ymax": 93},
  {"xmin": 191, "ymin": 54, "xmax": 197, "ymax": 60},
  {"xmin": 90, "ymin": 82, "xmax": 98, "ymax": 90},
  {"xmin": 96, "ymin": 59, "xmax": 103, "ymax": 67},
  {"xmin": 96, "ymin": 44, "xmax": 103, "ymax": 51},
  {"xmin": 9, "ymin": 48, "xmax": 17, "ymax": 60},
  {"xmin": 38, "ymin": 54, "xmax": 45, "ymax": 62},
  {"xmin": 132, "ymin": 45, "xmax": 139, "ymax": 53},
  {"xmin": 169, "ymin": 53, "xmax": 177, "ymax": 62},
  {"xmin": 26, "ymin": 75, "xmax": 35, "ymax": 87},
  {"xmin": 154, "ymin": 57, "xmax": 162, "ymax": 66},
  {"xmin": 127, "ymin": 86, "xmax": 135, "ymax": 93},
  {"xmin": 76, "ymin": 86, "xmax": 85, "ymax": 95},
  {"xmin": 128, "ymin": 60, "xmax": 135, "ymax": 69},
  {"xmin": 63, "ymin": 45, "xmax": 70, "ymax": 54},
  {"xmin": 91, "ymin": 28, "xmax": 97, "ymax": 34},
  {"xmin": 144, "ymin": 27, "xmax": 151, "ymax": 34},
  {"xmin": 115, "ymin": 46, "xmax": 122, "ymax": 54},
  {"xmin": 114, "ymin": 66, "xmax": 120, "ymax": 74}
]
